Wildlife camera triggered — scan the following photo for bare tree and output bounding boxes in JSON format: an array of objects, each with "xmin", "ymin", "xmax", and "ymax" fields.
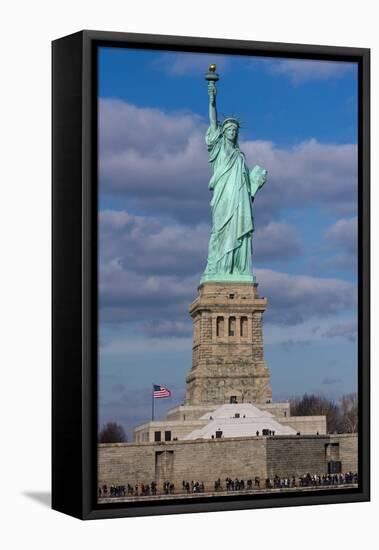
[
  {"xmin": 98, "ymin": 422, "xmax": 127, "ymax": 443},
  {"xmin": 340, "ymin": 393, "xmax": 358, "ymax": 433},
  {"xmin": 290, "ymin": 394, "xmax": 342, "ymax": 433}
]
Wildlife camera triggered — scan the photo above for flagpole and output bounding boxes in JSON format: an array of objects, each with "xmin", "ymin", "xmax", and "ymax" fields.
[{"xmin": 152, "ymin": 385, "xmax": 155, "ymax": 421}]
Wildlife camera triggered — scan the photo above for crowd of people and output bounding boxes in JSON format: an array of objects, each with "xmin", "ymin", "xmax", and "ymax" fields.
[
  {"xmin": 98, "ymin": 482, "xmax": 158, "ymax": 498},
  {"xmin": 182, "ymin": 480, "xmax": 205, "ymax": 493},
  {"xmin": 98, "ymin": 479, "xmax": 206, "ymax": 498},
  {"xmin": 98, "ymin": 472, "xmax": 358, "ymax": 498},
  {"xmin": 298, "ymin": 472, "xmax": 358, "ymax": 487},
  {"xmin": 215, "ymin": 477, "xmax": 260, "ymax": 491}
]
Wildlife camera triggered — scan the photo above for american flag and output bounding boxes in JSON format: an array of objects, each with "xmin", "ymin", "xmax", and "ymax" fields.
[{"xmin": 153, "ymin": 384, "xmax": 171, "ymax": 398}]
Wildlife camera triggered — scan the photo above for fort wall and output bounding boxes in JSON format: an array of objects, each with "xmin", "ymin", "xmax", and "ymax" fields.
[{"xmin": 98, "ymin": 433, "xmax": 357, "ymax": 490}]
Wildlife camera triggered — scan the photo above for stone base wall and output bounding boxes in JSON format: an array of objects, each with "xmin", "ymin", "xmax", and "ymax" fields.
[
  {"xmin": 280, "ymin": 416, "xmax": 327, "ymax": 434},
  {"xmin": 166, "ymin": 405, "xmax": 215, "ymax": 421},
  {"xmin": 134, "ymin": 419, "xmax": 208, "ymax": 443},
  {"xmin": 257, "ymin": 402, "xmax": 291, "ymax": 417},
  {"xmin": 266, "ymin": 436, "xmax": 330, "ymax": 478},
  {"xmin": 166, "ymin": 402, "xmax": 292, "ymax": 421},
  {"xmin": 98, "ymin": 437, "xmax": 267, "ymax": 489},
  {"xmin": 98, "ymin": 434, "xmax": 358, "ymax": 490},
  {"xmin": 330, "ymin": 434, "xmax": 358, "ymax": 472}
]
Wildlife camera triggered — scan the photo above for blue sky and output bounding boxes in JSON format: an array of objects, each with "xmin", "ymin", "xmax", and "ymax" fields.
[{"xmin": 98, "ymin": 46, "xmax": 358, "ymax": 438}]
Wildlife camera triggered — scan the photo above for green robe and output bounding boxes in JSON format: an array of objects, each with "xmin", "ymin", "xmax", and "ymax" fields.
[{"xmin": 201, "ymin": 125, "xmax": 267, "ymax": 284}]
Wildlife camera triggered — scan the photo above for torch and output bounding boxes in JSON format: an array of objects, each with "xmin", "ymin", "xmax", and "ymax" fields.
[
  {"xmin": 204, "ymin": 63, "xmax": 219, "ymax": 83},
  {"xmin": 205, "ymin": 63, "xmax": 219, "ymax": 96}
]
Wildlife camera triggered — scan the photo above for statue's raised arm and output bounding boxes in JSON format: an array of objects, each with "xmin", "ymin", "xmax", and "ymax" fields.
[
  {"xmin": 208, "ymin": 82, "xmax": 217, "ymax": 130},
  {"xmin": 205, "ymin": 64, "xmax": 219, "ymax": 130}
]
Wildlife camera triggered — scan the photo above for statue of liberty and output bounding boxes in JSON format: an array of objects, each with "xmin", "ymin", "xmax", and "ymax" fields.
[{"xmin": 201, "ymin": 65, "xmax": 267, "ymax": 284}]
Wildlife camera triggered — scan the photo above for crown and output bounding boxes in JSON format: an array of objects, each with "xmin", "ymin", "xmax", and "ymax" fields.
[{"xmin": 221, "ymin": 115, "xmax": 245, "ymax": 129}]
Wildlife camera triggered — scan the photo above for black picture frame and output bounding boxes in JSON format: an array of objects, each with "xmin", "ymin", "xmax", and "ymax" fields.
[{"xmin": 52, "ymin": 30, "xmax": 370, "ymax": 520}]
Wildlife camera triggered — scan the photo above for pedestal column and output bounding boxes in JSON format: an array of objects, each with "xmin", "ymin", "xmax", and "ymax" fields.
[{"xmin": 185, "ymin": 282, "xmax": 272, "ymax": 406}]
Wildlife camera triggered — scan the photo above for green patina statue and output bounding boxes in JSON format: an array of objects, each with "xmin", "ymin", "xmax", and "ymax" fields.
[{"xmin": 201, "ymin": 64, "xmax": 267, "ymax": 284}]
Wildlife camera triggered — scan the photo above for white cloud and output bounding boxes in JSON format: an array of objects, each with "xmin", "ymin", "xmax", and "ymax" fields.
[
  {"xmin": 265, "ymin": 316, "xmax": 356, "ymax": 346},
  {"xmin": 99, "ymin": 210, "xmax": 209, "ymax": 276},
  {"xmin": 256, "ymin": 268, "xmax": 355, "ymax": 324},
  {"xmin": 98, "ymin": 101, "xmax": 358, "ymax": 331},
  {"xmin": 99, "ymin": 210, "xmax": 303, "ymax": 278},
  {"xmin": 307, "ymin": 216, "xmax": 358, "ymax": 274},
  {"xmin": 99, "ymin": 259, "xmax": 199, "ymax": 323},
  {"xmin": 268, "ymin": 59, "xmax": 355, "ymax": 84},
  {"xmin": 242, "ymin": 138, "xmax": 357, "ymax": 218},
  {"xmin": 152, "ymin": 52, "xmax": 231, "ymax": 76},
  {"xmin": 325, "ymin": 216, "xmax": 357, "ymax": 253},
  {"xmin": 100, "ymin": 98, "xmax": 203, "ymax": 155},
  {"xmin": 101, "ymin": 335, "xmax": 191, "ymax": 355},
  {"xmin": 99, "ymin": 254, "xmax": 356, "ymax": 328},
  {"xmin": 254, "ymin": 221, "xmax": 302, "ymax": 261},
  {"xmin": 99, "ymin": 99, "xmax": 357, "ymax": 222},
  {"xmin": 141, "ymin": 320, "xmax": 192, "ymax": 338},
  {"xmin": 323, "ymin": 321, "xmax": 357, "ymax": 342}
]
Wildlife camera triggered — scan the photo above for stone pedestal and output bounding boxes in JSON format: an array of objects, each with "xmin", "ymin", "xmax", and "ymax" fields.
[{"xmin": 185, "ymin": 282, "xmax": 272, "ymax": 406}]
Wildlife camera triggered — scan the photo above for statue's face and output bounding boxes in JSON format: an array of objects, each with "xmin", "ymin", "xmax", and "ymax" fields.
[{"xmin": 224, "ymin": 124, "xmax": 238, "ymax": 142}]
